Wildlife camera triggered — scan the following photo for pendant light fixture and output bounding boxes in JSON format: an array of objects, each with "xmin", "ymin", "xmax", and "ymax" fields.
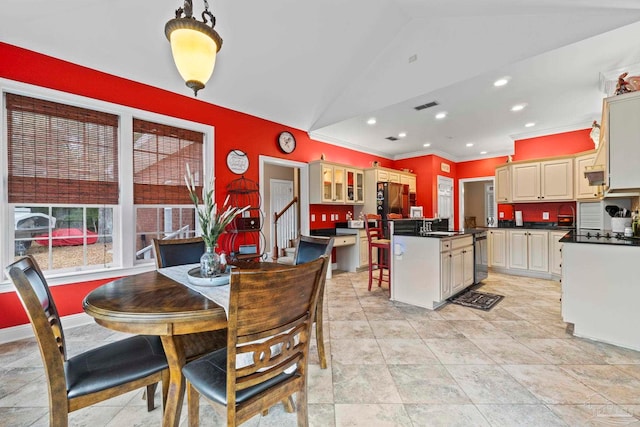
[{"xmin": 165, "ymin": 0, "xmax": 223, "ymax": 96}]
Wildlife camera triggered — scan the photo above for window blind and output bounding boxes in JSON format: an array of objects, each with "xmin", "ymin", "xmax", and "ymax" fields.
[
  {"xmin": 6, "ymin": 93, "xmax": 119, "ymax": 204},
  {"xmin": 133, "ymin": 118, "xmax": 204, "ymax": 204}
]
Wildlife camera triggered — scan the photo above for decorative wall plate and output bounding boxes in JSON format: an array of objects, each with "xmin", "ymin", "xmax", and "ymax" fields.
[{"xmin": 226, "ymin": 149, "xmax": 249, "ymax": 174}]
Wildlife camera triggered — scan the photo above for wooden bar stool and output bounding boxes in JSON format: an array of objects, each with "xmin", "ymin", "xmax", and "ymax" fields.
[{"xmin": 365, "ymin": 214, "xmax": 391, "ymax": 296}]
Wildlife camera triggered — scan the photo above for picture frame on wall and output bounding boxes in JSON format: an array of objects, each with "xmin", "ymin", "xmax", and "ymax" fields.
[{"xmin": 410, "ymin": 206, "xmax": 423, "ymax": 218}]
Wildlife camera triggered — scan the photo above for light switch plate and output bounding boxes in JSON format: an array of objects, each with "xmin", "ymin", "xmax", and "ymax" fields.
[
  {"xmin": 311, "ymin": 214, "xmax": 316, "ymax": 222},
  {"xmin": 322, "ymin": 214, "xmax": 326, "ymax": 221},
  {"xmin": 499, "ymin": 212, "xmax": 504, "ymax": 218},
  {"xmin": 543, "ymin": 212, "xmax": 549, "ymax": 220}
]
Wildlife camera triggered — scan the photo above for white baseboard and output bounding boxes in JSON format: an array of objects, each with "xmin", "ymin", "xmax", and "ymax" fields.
[{"xmin": 0, "ymin": 312, "xmax": 94, "ymax": 345}]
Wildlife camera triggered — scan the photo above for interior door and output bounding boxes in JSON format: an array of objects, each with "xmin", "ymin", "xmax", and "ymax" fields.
[{"xmin": 437, "ymin": 175, "xmax": 454, "ymax": 230}]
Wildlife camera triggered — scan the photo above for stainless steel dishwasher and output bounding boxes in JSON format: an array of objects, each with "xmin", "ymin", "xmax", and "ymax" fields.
[{"xmin": 473, "ymin": 231, "xmax": 488, "ymax": 283}]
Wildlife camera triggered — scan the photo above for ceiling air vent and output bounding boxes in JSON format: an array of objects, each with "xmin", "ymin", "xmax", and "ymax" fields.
[
  {"xmin": 385, "ymin": 136, "xmax": 399, "ymax": 141},
  {"xmin": 414, "ymin": 101, "xmax": 439, "ymax": 111}
]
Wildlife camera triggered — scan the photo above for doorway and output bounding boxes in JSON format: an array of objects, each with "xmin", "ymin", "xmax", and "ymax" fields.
[
  {"xmin": 458, "ymin": 176, "xmax": 496, "ymax": 229},
  {"xmin": 437, "ymin": 175, "xmax": 454, "ymax": 230},
  {"xmin": 270, "ymin": 178, "xmax": 296, "ymax": 257},
  {"xmin": 259, "ymin": 156, "xmax": 310, "ymax": 260}
]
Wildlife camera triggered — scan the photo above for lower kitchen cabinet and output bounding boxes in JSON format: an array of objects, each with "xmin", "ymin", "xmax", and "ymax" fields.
[
  {"xmin": 392, "ymin": 234, "xmax": 474, "ymax": 309},
  {"xmin": 488, "ymin": 229, "xmax": 507, "ymax": 268},
  {"xmin": 508, "ymin": 230, "xmax": 549, "ymax": 272},
  {"xmin": 549, "ymin": 231, "xmax": 567, "ymax": 277}
]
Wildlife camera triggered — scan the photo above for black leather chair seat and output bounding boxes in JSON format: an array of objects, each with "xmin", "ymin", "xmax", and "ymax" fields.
[
  {"xmin": 66, "ymin": 335, "xmax": 168, "ymax": 399},
  {"xmin": 182, "ymin": 347, "xmax": 296, "ymax": 405}
]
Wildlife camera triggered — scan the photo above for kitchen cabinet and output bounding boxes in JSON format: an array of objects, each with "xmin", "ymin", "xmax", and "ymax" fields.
[
  {"xmin": 512, "ymin": 158, "xmax": 573, "ymax": 202},
  {"xmin": 488, "ymin": 229, "xmax": 507, "ymax": 268},
  {"xmin": 549, "ymin": 231, "xmax": 566, "ymax": 277},
  {"xmin": 362, "ymin": 166, "xmax": 417, "ymax": 215},
  {"xmin": 392, "ymin": 234, "xmax": 474, "ymax": 309},
  {"xmin": 336, "ymin": 227, "xmax": 372, "ymax": 270},
  {"xmin": 309, "ymin": 161, "xmax": 363, "ymax": 205},
  {"xmin": 346, "ymin": 168, "xmax": 365, "ymax": 204},
  {"xmin": 508, "ymin": 229, "xmax": 549, "ymax": 272},
  {"xmin": 607, "ymin": 91, "xmax": 640, "ymax": 191},
  {"xmin": 495, "ymin": 165, "xmax": 511, "ymax": 203},
  {"xmin": 574, "ymin": 151, "xmax": 601, "ymax": 200}
]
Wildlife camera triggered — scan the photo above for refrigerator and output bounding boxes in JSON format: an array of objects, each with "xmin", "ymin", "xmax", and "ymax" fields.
[{"xmin": 376, "ymin": 182, "xmax": 410, "ymax": 218}]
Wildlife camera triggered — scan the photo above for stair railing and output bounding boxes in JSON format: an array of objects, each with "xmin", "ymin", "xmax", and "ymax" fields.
[{"xmin": 273, "ymin": 196, "xmax": 298, "ymax": 261}]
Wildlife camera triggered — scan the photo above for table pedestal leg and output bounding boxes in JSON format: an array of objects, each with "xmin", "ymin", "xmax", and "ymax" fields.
[{"xmin": 161, "ymin": 335, "xmax": 186, "ymax": 427}]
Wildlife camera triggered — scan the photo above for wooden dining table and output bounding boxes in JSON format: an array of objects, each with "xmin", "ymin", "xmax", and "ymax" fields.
[{"xmin": 82, "ymin": 261, "xmax": 282, "ymax": 427}]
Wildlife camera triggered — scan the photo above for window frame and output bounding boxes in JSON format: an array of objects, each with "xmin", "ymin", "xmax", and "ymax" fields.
[{"xmin": 0, "ymin": 79, "xmax": 214, "ymax": 291}]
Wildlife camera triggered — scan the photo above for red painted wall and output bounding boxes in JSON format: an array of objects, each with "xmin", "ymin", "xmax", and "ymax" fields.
[
  {"xmin": 513, "ymin": 129, "xmax": 593, "ymax": 161},
  {"xmin": 309, "ymin": 205, "xmax": 354, "ymax": 230}
]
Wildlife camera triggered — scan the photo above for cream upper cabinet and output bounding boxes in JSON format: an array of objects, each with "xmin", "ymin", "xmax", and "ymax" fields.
[
  {"xmin": 607, "ymin": 91, "xmax": 640, "ymax": 191},
  {"xmin": 346, "ymin": 168, "xmax": 365, "ymax": 205},
  {"xmin": 574, "ymin": 152, "xmax": 600, "ymax": 200},
  {"xmin": 495, "ymin": 165, "xmax": 511, "ymax": 203},
  {"xmin": 309, "ymin": 161, "xmax": 360, "ymax": 204},
  {"xmin": 512, "ymin": 158, "xmax": 573, "ymax": 202},
  {"xmin": 401, "ymin": 174, "xmax": 417, "ymax": 193},
  {"xmin": 388, "ymin": 171, "xmax": 400, "ymax": 183}
]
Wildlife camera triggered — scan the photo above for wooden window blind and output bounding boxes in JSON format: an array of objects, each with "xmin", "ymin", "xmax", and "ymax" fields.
[
  {"xmin": 6, "ymin": 93, "xmax": 119, "ymax": 204},
  {"xmin": 133, "ymin": 118, "xmax": 204, "ymax": 204}
]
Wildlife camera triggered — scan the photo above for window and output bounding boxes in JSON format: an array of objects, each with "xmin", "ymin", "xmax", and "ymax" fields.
[
  {"xmin": 7, "ymin": 94, "xmax": 117, "ymax": 272},
  {"xmin": 132, "ymin": 119, "xmax": 204, "ymax": 262},
  {"xmin": 2, "ymin": 85, "xmax": 212, "ymax": 280}
]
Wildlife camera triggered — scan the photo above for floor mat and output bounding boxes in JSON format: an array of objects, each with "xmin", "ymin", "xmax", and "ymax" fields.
[{"xmin": 448, "ymin": 289, "xmax": 504, "ymax": 311}]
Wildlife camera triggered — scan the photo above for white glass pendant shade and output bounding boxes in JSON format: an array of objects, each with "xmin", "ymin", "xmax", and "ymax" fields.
[{"xmin": 170, "ymin": 28, "xmax": 218, "ymax": 92}]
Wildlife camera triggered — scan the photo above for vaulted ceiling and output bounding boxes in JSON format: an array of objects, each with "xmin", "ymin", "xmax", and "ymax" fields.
[{"xmin": 2, "ymin": 0, "xmax": 640, "ymax": 161}]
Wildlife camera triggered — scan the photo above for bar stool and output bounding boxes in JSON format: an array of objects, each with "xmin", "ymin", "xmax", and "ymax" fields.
[{"xmin": 365, "ymin": 214, "xmax": 391, "ymax": 296}]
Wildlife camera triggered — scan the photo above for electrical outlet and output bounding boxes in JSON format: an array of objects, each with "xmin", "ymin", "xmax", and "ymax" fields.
[
  {"xmin": 543, "ymin": 212, "xmax": 549, "ymax": 220},
  {"xmin": 311, "ymin": 214, "xmax": 316, "ymax": 222},
  {"xmin": 321, "ymin": 214, "xmax": 326, "ymax": 222},
  {"xmin": 499, "ymin": 212, "xmax": 504, "ymax": 218}
]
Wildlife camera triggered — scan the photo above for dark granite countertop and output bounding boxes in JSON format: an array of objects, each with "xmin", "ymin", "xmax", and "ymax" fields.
[{"xmin": 559, "ymin": 229, "xmax": 640, "ymax": 246}]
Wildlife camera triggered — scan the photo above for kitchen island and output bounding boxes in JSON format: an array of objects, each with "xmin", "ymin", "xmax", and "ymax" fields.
[
  {"xmin": 560, "ymin": 230, "xmax": 640, "ymax": 351},
  {"xmin": 391, "ymin": 221, "xmax": 480, "ymax": 309}
]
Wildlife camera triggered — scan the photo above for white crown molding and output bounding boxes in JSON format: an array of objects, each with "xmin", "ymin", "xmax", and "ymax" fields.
[
  {"xmin": 509, "ymin": 121, "xmax": 592, "ymax": 141},
  {"xmin": 393, "ymin": 148, "xmax": 460, "ymax": 162}
]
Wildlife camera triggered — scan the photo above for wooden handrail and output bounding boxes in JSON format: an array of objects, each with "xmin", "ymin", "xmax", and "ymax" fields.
[{"xmin": 273, "ymin": 196, "xmax": 298, "ymax": 261}]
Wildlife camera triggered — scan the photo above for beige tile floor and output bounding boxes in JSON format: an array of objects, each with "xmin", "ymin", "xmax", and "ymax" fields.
[{"xmin": 1, "ymin": 270, "xmax": 640, "ymax": 426}]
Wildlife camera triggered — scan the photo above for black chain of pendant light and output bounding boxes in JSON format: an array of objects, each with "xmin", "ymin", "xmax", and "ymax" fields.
[{"xmin": 165, "ymin": 0, "xmax": 223, "ymax": 96}]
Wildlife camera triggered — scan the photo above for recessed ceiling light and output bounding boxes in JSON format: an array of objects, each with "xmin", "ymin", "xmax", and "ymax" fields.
[
  {"xmin": 466, "ymin": 143, "xmax": 474, "ymax": 147},
  {"xmin": 367, "ymin": 117, "xmax": 376, "ymax": 125},
  {"xmin": 423, "ymin": 143, "xmax": 431, "ymax": 147},
  {"xmin": 435, "ymin": 112, "xmax": 447, "ymax": 119},
  {"xmin": 511, "ymin": 103, "xmax": 527, "ymax": 112},
  {"xmin": 493, "ymin": 77, "xmax": 510, "ymax": 87},
  {"xmin": 525, "ymin": 122, "xmax": 535, "ymax": 127},
  {"xmin": 398, "ymin": 132, "xmax": 407, "ymax": 138},
  {"xmin": 480, "ymin": 151, "xmax": 487, "ymax": 154}
]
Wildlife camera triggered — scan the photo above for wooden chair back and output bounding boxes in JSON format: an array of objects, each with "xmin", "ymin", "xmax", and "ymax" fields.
[
  {"xmin": 153, "ymin": 236, "xmax": 206, "ymax": 268},
  {"xmin": 184, "ymin": 256, "xmax": 328, "ymax": 426}
]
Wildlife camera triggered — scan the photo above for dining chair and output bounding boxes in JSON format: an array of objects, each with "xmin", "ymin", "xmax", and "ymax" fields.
[
  {"xmin": 152, "ymin": 236, "xmax": 206, "ymax": 269},
  {"xmin": 292, "ymin": 235, "xmax": 334, "ymax": 369},
  {"xmin": 152, "ymin": 236, "xmax": 228, "ymax": 359},
  {"xmin": 365, "ymin": 214, "xmax": 391, "ymax": 296},
  {"xmin": 182, "ymin": 256, "xmax": 328, "ymax": 427},
  {"xmin": 5, "ymin": 256, "xmax": 169, "ymax": 427}
]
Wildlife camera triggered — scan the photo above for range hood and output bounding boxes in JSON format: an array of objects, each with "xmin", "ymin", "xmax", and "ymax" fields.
[{"xmin": 584, "ymin": 166, "xmax": 605, "ymax": 186}]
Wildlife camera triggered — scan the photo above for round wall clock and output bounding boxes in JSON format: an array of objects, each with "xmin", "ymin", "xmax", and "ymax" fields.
[
  {"xmin": 226, "ymin": 149, "xmax": 249, "ymax": 174},
  {"xmin": 277, "ymin": 131, "xmax": 296, "ymax": 154}
]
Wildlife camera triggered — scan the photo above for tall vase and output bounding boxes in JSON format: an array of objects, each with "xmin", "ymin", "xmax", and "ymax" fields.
[{"xmin": 200, "ymin": 245, "xmax": 222, "ymax": 277}]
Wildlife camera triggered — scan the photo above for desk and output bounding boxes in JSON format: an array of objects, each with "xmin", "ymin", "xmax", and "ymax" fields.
[{"xmin": 83, "ymin": 262, "xmax": 283, "ymax": 427}]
